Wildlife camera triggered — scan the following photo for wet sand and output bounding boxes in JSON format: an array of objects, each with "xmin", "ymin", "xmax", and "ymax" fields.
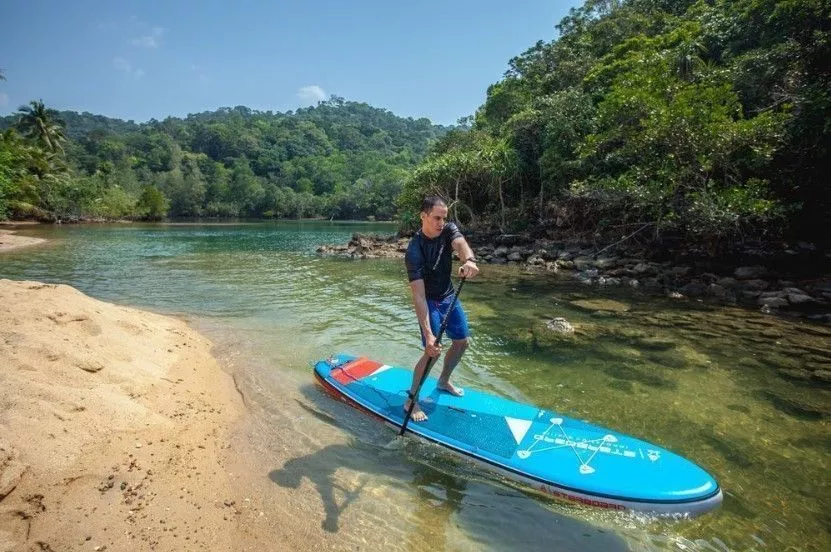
[{"xmin": 0, "ymin": 228, "xmax": 46, "ymax": 252}]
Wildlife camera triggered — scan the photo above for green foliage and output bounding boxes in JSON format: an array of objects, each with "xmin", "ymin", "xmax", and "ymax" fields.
[
  {"xmin": 403, "ymin": 0, "xmax": 829, "ymax": 248},
  {"xmin": 0, "ymin": 98, "xmax": 447, "ymax": 221},
  {"xmin": 137, "ymin": 185, "xmax": 167, "ymax": 220}
]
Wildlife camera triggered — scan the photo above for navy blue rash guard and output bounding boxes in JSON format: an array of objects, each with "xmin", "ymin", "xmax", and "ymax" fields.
[{"xmin": 405, "ymin": 222, "xmax": 464, "ymax": 300}]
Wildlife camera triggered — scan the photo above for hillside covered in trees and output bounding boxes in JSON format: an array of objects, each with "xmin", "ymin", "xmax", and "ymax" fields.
[
  {"xmin": 0, "ymin": 96, "xmax": 448, "ymax": 221},
  {"xmin": 400, "ymin": 0, "xmax": 829, "ymax": 250},
  {"xmin": 2, "ymin": 0, "xmax": 829, "ymax": 253}
]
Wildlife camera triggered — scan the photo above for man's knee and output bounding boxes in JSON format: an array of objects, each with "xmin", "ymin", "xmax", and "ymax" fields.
[{"xmin": 453, "ymin": 338, "xmax": 470, "ymax": 350}]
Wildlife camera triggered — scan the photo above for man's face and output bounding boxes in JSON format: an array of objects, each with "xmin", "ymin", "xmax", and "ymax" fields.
[{"xmin": 420, "ymin": 203, "xmax": 448, "ymax": 238}]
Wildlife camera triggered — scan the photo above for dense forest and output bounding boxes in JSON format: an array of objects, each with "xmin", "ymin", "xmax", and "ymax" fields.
[
  {"xmin": 401, "ymin": 0, "xmax": 829, "ymax": 250},
  {"xmin": 0, "ymin": 95, "xmax": 447, "ymax": 221},
  {"xmin": 2, "ymin": 0, "xmax": 829, "ymax": 252}
]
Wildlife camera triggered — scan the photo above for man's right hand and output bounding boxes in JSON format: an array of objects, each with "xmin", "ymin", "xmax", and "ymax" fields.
[{"xmin": 425, "ymin": 335, "xmax": 441, "ymax": 358}]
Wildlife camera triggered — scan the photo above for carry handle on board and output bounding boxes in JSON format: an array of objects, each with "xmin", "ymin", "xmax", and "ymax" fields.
[{"xmin": 399, "ymin": 277, "xmax": 466, "ymax": 435}]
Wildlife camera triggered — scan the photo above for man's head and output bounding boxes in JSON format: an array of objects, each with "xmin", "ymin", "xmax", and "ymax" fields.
[{"xmin": 420, "ymin": 196, "xmax": 448, "ymax": 238}]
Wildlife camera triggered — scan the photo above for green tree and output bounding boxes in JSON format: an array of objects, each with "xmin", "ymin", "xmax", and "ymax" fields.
[
  {"xmin": 137, "ymin": 185, "xmax": 167, "ymax": 220},
  {"xmin": 16, "ymin": 100, "xmax": 67, "ymax": 154}
]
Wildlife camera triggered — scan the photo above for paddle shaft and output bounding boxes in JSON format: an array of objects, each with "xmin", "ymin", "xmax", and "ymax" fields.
[{"xmin": 399, "ymin": 277, "xmax": 466, "ymax": 435}]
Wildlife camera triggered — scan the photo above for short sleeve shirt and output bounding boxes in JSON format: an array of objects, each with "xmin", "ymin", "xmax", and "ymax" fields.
[{"xmin": 405, "ymin": 223, "xmax": 463, "ymax": 300}]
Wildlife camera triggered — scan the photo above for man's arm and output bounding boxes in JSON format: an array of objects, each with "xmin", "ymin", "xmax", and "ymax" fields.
[
  {"xmin": 452, "ymin": 236, "xmax": 479, "ymax": 279},
  {"xmin": 409, "ymin": 279, "xmax": 440, "ymax": 357}
]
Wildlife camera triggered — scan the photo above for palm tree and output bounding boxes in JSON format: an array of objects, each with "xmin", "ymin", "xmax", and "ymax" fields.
[{"xmin": 16, "ymin": 100, "xmax": 67, "ymax": 154}]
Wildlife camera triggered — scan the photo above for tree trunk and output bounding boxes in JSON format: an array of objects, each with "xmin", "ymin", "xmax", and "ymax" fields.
[
  {"xmin": 454, "ymin": 175, "xmax": 460, "ymax": 222},
  {"xmin": 499, "ymin": 178, "xmax": 506, "ymax": 232}
]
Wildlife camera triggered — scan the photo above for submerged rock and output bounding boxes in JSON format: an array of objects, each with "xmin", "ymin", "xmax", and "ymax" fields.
[
  {"xmin": 569, "ymin": 298, "xmax": 630, "ymax": 313},
  {"xmin": 545, "ymin": 317, "xmax": 575, "ymax": 334}
]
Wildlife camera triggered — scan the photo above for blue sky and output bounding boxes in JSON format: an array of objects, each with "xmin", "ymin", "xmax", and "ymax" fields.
[{"xmin": 0, "ymin": 1, "xmax": 582, "ymax": 125}]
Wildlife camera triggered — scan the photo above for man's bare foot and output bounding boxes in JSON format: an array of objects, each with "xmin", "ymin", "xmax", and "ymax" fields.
[
  {"xmin": 437, "ymin": 381, "xmax": 464, "ymax": 397},
  {"xmin": 404, "ymin": 400, "xmax": 428, "ymax": 422}
]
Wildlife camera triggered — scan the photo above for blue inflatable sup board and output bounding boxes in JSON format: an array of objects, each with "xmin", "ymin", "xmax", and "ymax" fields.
[{"xmin": 313, "ymin": 353, "xmax": 722, "ymax": 516}]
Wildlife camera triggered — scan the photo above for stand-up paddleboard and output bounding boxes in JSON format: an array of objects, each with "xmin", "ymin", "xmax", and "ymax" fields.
[{"xmin": 313, "ymin": 353, "xmax": 722, "ymax": 516}]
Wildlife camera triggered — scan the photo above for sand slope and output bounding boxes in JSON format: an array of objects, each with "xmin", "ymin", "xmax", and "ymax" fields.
[
  {"xmin": 0, "ymin": 279, "xmax": 250, "ymax": 551},
  {"xmin": 0, "ymin": 230, "xmax": 45, "ymax": 253}
]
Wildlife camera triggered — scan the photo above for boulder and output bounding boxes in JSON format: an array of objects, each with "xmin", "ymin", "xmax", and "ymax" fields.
[
  {"xmin": 546, "ymin": 317, "xmax": 575, "ymax": 334},
  {"xmin": 735, "ymin": 266, "xmax": 769, "ymax": 279},
  {"xmin": 758, "ymin": 296, "xmax": 788, "ymax": 308}
]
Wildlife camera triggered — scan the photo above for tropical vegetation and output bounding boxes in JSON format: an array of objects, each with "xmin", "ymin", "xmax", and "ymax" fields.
[
  {"xmin": 1, "ymin": 0, "xmax": 829, "ymax": 252},
  {"xmin": 0, "ymin": 97, "xmax": 446, "ymax": 221},
  {"xmin": 400, "ymin": 0, "xmax": 829, "ymax": 250}
]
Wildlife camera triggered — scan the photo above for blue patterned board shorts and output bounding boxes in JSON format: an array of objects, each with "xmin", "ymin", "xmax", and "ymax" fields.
[{"xmin": 421, "ymin": 296, "xmax": 470, "ymax": 344}]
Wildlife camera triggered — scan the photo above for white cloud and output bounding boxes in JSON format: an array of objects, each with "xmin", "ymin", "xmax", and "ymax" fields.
[
  {"xmin": 297, "ymin": 85, "xmax": 327, "ymax": 104},
  {"xmin": 0, "ymin": 92, "xmax": 8, "ymax": 107},
  {"xmin": 113, "ymin": 57, "xmax": 144, "ymax": 79},
  {"xmin": 131, "ymin": 26, "xmax": 165, "ymax": 48}
]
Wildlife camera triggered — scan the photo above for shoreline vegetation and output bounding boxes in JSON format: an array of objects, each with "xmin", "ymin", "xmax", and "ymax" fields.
[
  {"xmin": 318, "ymin": 232, "xmax": 831, "ymax": 324},
  {"xmin": 0, "ymin": 279, "xmax": 261, "ymax": 551},
  {"xmin": 1, "ymin": 2, "xmax": 828, "ymax": 258}
]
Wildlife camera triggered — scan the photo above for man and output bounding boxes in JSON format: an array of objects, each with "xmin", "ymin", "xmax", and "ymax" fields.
[{"xmin": 404, "ymin": 196, "xmax": 479, "ymax": 422}]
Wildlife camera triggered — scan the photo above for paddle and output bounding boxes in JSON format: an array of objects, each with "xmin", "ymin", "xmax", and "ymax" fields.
[{"xmin": 399, "ymin": 276, "xmax": 466, "ymax": 436}]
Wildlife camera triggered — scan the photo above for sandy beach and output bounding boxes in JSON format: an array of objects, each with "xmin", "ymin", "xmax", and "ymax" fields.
[
  {"xmin": 0, "ymin": 228, "xmax": 46, "ymax": 253},
  {"xmin": 0, "ymin": 279, "xmax": 257, "ymax": 551}
]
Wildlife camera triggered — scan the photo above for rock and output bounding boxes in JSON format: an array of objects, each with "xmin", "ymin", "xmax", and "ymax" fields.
[
  {"xmin": 717, "ymin": 277, "xmax": 738, "ymax": 288},
  {"xmin": 708, "ymin": 284, "xmax": 729, "ymax": 299},
  {"xmin": 526, "ymin": 255, "xmax": 545, "ymax": 266},
  {"xmin": 643, "ymin": 277, "xmax": 662, "ymax": 290},
  {"xmin": 680, "ymin": 281, "xmax": 708, "ymax": 297},
  {"xmin": 759, "ymin": 290, "xmax": 785, "ymax": 299},
  {"xmin": 670, "ymin": 266, "xmax": 691, "ymax": 277},
  {"xmin": 494, "ymin": 246, "xmax": 509, "ymax": 257},
  {"xmin": 490, "ymin": 257, "xmax": 507, "ymax": 265},
  {"xmin": 787, "ymin": 293, "xmax": 815, "ymax": 305},
  {"xmin": 758, "ymin": 296, "xmax": 788, "ymax": 308},
  {"xmin": 546, "ymin": 317, "xmax": 574, "ymax": 334},
  {"xmin": 743, "ymin": 279, "xmax": 770, "ymax": 290},
  {"xmin": 507, "ymin": 251, "xmax": 524, "ymax": 262},
  {"xmin": 572, "ymin": 257, "xmax": 595, "ymax": 270},
  {"xmin": 594, "ymin": 257, "xmax": 618, "ymax": 269},
  {"xmin": 633, "ymin": 262, "xmax": 656, "ymax": 275},
  {"xmin": 735, "ymin": 266, "xmax": 769, "ymax": 279},
  {"xmin": 782, "ymin": 287, "xmax": 808, "ymax": 295},
  {"xmin": 598, "ymin": 276, "xmax": 621, "ymax": 286},
  {"xmin": 628, "ymin": 279, "xmax": 640, "ymax": 288}
]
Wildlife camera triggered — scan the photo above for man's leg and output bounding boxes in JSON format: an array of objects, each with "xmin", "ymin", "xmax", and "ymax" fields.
[
  {"xmin": 437, "ymin": 338, "xmax": 468, "ymax": 396},
  {"xmin": 405, "ymin": 353, "xmax": 432, "ymax": 422}
]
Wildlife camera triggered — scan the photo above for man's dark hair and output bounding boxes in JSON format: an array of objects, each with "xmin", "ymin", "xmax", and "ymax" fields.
[{"xmin": 421, "ymin": 195, "xmax": 447, "ymax": 213}]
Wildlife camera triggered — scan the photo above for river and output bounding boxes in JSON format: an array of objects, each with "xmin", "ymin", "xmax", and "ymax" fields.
[{"xmin": 1, "ymin": 221, "xmax": 828, "ymax": 551}]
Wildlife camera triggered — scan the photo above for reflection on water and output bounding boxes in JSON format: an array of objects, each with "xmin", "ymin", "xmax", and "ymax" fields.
[{"xmin": 2, "ymin": 222, "xmax": 829, "ymax": 551}]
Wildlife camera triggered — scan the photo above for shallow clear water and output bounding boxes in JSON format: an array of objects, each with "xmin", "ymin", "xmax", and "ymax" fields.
[{"xmin": 2, "ymin": 222, "xmax": 829, "ymax": 551}]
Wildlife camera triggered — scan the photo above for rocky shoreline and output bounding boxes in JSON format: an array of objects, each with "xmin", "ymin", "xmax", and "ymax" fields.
[{"xmin": 317, "ymin": 232, "xmax": 831, "ymax": 323}]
